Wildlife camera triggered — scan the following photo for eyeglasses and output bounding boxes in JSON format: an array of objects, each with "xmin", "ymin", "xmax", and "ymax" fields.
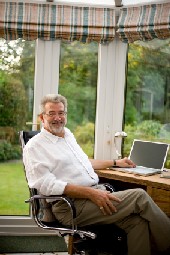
[{"xmin": 43, "ymin": 111, "xmax": 67, "ymax": 118}]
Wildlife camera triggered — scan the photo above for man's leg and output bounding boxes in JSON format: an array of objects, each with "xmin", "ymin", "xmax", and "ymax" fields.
[
  {"xmin": 73, "ymin": 189, "xmax": 151, "ymax": 255},
  {"xmin": 116, "ymin": 214, "xmax": 150, "ymax": 255},
  {"xmin": 52, "ymin": 188, "xmax": 170, "ymax": 254}
]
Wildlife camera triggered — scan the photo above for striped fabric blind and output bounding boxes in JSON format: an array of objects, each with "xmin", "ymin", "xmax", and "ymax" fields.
[
  {"xmin": 0, "ymin": 1, "xmax": 115, "ymax": 43},
  {"xmin": 117, "ymin": 2, "xmax": 170, "ymax": 43}
]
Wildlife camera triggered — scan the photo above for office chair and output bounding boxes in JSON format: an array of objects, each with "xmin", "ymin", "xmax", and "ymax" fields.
[{"xmin": 19, "ymin": 130, "xmax": 127, "ymax": 255}]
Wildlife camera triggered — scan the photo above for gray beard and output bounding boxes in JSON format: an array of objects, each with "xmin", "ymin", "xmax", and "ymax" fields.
[{"xmin": 49, "ymin": 124, "xmax": 64, "ymax": 135}]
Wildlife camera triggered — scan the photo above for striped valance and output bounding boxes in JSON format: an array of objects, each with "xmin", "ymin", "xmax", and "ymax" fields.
[
  {"xmin": 117, "ymin": 2, "xmax": 170, "ymax": 43},
  {"xmin": 0, "ymin": 1, "xmax": 115, "ymax": 43}
]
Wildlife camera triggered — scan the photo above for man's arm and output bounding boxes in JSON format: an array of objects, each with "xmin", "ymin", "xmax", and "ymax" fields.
[
  {"xmin": 63, "ymin": 183, "xmax": 121, "ymax": 215},
  {"xmin": 90, "ymin": 157, "xmax": 136, "ymax": 170},
  {"xmin": 63, "ymin": 157, "xmax": 135, "ymax": 215}
]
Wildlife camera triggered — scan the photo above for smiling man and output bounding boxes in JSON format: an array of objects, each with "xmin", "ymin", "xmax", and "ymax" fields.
[{"xmin": 23, "ymin": 94, "xmax": 170, "ymax": 255}]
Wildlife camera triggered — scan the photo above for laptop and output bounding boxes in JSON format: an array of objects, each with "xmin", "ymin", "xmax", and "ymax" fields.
[{"xmin": 117, "ymin": 139, "xmax": 169, "ymax": 176}]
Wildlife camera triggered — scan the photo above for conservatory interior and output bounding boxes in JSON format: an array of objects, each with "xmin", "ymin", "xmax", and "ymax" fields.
[{"xmin": 0, "ymin": 0, "xmax": 170, "ymax": 254}]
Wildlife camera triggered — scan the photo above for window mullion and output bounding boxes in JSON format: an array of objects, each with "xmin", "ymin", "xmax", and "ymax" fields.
[
  {"xmin": 95, "ymin": 39, "xmax": 127, "ymax": 160},
  {"xmin": 33, "ymin": 39, "xmax": 61, "ymax": 130}
]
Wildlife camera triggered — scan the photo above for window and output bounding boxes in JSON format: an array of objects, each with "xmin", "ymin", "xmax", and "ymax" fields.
[
  {"xmin": 123, "ymin": 38, "xmax": 170, "ymax": 168},
  {"xmin": 0, "ymin": 39, "xmax": 35, "ymax": 215},
  {"xmin": 59, "ymin": 41, "xmax": 98, "ymax": 157}
]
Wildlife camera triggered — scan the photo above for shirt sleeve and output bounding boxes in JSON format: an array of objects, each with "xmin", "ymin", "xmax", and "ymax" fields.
[{"xmin": 23, "ymin": 145, "xmax": 68, "ymax": 196}]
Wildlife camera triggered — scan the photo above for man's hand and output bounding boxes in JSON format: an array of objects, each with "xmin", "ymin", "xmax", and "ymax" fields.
[
  {"xmin": 88, "ymin": 188, "xmax": 122, "ymax": 215},
  {"xmin": 116, "ymin": 157, "xmax": 136, "ymax": 168},
  {"xmin": 64, "ymin": 183, "xmax": 121, "ymax": 215}
]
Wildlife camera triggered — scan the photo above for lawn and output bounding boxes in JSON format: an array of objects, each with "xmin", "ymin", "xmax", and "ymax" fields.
[{"xmin": 0, "ymin": 161, "xmax": 30, "ymax": 215}]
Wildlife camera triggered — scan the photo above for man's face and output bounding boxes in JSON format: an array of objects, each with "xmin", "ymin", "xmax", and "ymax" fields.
[{"xmin": 40, "ymin": 102, "xmax": 67, "ymax": 136}]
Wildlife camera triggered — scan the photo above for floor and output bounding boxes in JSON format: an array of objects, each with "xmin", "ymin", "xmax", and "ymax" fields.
[
  {"xmin": 0, "ymin": 236, "xmax": 68, "ymax": 254},
  {"xmin": 0, "ymin": 253, "xmax": 68, "ymax": 255}
]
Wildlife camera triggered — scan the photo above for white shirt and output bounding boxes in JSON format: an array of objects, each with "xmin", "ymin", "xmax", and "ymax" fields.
[{"xmin": 23, "ymin": 127, "xmax": 99, "ymax": 196}]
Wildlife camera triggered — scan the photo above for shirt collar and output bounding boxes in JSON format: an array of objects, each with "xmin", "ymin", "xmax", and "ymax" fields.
[{"xmin": 41, "ymin": 127, "xmax": 69, "ymax": 143}]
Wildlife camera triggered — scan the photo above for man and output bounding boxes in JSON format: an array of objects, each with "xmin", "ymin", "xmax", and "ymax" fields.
[{"xmin": 23, "ymin": 94, "xmax": 170, "ymax": 255}]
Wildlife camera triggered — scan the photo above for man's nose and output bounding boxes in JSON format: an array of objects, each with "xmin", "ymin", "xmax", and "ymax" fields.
[
  {"xmin": 54, "ymin": 114, "xmax": 61, "ymax": 120},
  {"xmin": 53, "ymin": 114, "xmax": 62, "ymax": 120}
]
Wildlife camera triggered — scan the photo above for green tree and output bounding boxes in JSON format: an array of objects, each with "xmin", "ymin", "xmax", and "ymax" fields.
[
  {"xmin": 59, "ymin": 41, "xmax": 98, "ymax": 131},
  {"xmin": 125, "ymin": 41, "xmax": 170, "ymax": 125},
  {"xmin": 0, "ymin": 76, "xmax": 27, "ymax": 131},
  {"xmin": 0, "ymin": 39, "xmax": 35, "ymax": 129},
  {"xmin": 74, "ymin": 122, "xmax": 95, "ymax": 157},
  {"xmin": 14, "ymin": 40, "xmax": 35, "ymax": 121},
  {"xmin": 0, "ymin": 39, "xmax": 35, "ymax": 145}
]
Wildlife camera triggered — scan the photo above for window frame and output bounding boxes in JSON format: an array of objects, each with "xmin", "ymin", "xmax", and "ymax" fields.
[{"xmin": 95, "ymin": 38, "xmax": 127, "ymax": 160}]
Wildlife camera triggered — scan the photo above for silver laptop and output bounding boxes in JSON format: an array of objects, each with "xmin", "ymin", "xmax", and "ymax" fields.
[{"xmin": 121, "ymin": 139, "xmax": 169, "ymax": 176}]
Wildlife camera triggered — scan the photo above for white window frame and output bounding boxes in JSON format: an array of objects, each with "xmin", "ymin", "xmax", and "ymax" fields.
[
  {"xmin": 0, "ymin": 38, "xmax": 127, "ymax": 235},
  {"xmin": 95, "ymin": 38, "xmax": 127, "ymax": 160}
]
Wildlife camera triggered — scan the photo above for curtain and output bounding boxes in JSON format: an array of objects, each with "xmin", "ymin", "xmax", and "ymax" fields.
[
  {"xmin": 117, "ymin": 2, "xmax": 170, "ymax": 43},
  {"xmin": 0, "ymin": 1, "xmax": 115, "ymax": 43}
]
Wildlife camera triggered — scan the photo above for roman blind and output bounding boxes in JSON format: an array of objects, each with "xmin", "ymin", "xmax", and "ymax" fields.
[
  {"xmin": 0, "ymin": 1, "xmax": 116, "ymax": 43},
  {"xmin": 117, "ymin": 2, "xmax": 170, "ymax": 43}
]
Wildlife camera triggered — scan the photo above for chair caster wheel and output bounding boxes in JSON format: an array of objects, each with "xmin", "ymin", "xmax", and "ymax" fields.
[{"xmin": 74, "ymin": 252, "xmax": 85, "ymax": 255}]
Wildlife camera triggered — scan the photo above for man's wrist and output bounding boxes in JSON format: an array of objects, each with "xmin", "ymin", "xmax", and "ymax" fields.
[{"xmin": 113, "ymin": 159, "xmax": 117, "ymax": 166}]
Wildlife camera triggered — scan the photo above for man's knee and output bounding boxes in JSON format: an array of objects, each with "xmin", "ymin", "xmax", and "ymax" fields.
[
  {"xmin": 123, "ymin": 188, "xmax": 149, "ymax": 202},
  {"xmin": 134, "ymin": 188, "xmax": 149, "ymax": 200}
]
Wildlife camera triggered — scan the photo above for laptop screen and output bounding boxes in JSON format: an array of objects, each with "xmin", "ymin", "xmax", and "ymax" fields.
[{"xmin": 129, "ymin": 140, "xmax": 169, "ymax": 170}]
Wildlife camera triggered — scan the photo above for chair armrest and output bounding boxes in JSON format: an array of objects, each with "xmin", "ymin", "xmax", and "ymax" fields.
[
  {"xmin": 25, "ymin": 193, "xmax": 96, "ymax": 239},
  {"xmin": 25, "ymin": 194, "xmax": 76, "ymax": 218},
  {"xmin": 25, "ymin": 193, "xmax": 76, "ymax": 232},
  {"xmin": 102, "ymin": 183, "xmax": 115, "ymax": 192}
]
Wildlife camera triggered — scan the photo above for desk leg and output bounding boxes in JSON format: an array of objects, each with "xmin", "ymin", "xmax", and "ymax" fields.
[
  {"xmin": 68, "ymin": 235, "xmax": 74, "ymax": 255},
  {"xmin": 146, "ymin": 186, "xmax": 152, "ymax": 197}
]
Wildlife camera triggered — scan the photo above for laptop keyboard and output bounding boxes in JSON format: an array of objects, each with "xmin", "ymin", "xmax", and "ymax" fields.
[{"xmin": 122, "ymin": 166, "xmax": 161, "ymax": 175}]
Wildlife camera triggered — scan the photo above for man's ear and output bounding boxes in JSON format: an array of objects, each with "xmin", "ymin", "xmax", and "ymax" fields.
[{"xmin": 39, "ymin": 113, "xmax": 44, "ymax": 122}]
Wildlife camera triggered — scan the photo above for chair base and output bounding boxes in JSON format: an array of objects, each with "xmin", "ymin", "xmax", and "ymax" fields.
[{"xmin": 72, "ymin": 224, "xmax": 127, "ymax": 255}]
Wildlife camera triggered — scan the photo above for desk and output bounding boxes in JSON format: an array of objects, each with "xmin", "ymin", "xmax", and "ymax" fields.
[{"xmin": 95, "ymin": 169, "xmax": 170, "ymax": 217}]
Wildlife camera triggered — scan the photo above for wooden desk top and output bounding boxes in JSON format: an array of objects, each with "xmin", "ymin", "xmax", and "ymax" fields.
[{"xmin": 95, "ymin": 168, "xmax": 170, "ymax": 190}]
